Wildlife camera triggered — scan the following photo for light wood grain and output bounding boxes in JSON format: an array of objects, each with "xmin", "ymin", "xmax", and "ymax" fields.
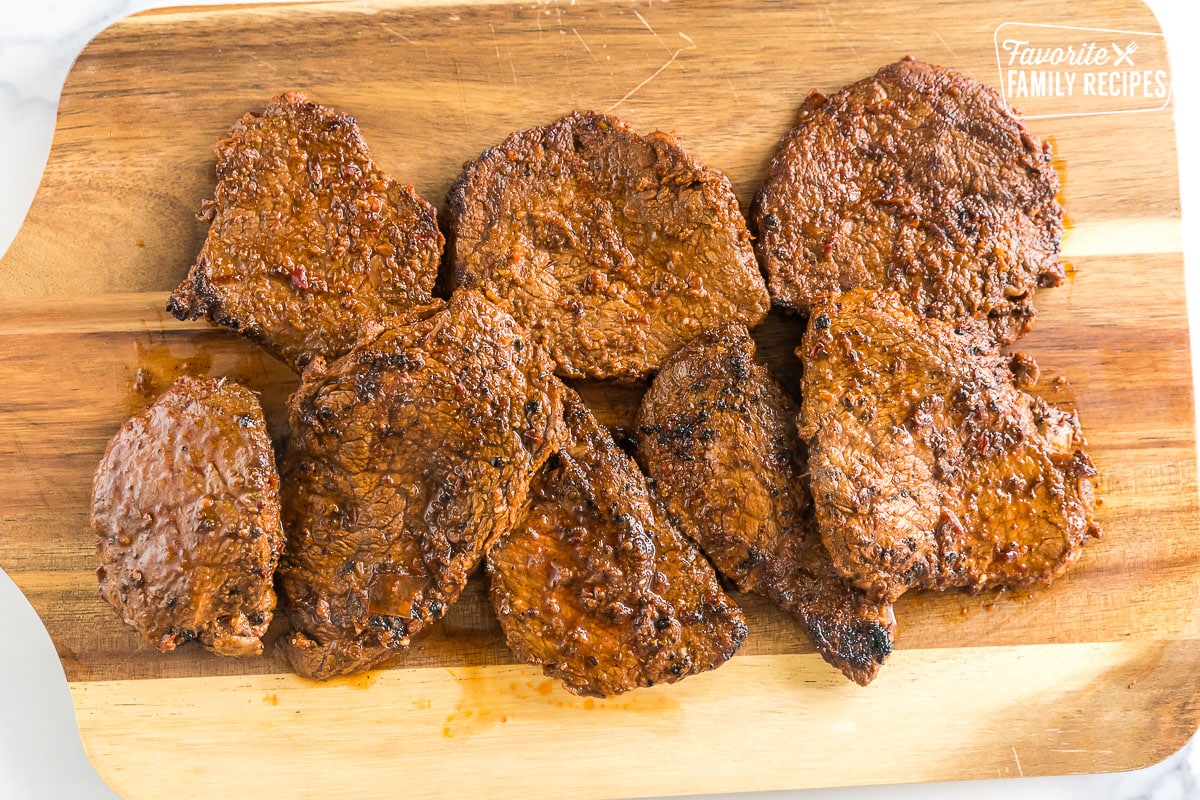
[
  {"xmin": 0, "ymin": 0, "xmax": 1196, "ymax": 796},
  {"xmin": 71, "ymin": 643, "xmax": 1200, "ymax": 799}
]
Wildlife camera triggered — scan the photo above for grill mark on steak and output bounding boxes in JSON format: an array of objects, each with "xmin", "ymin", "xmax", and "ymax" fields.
[
  {"xmin": 446, "ymin": 111, "xmax": 769, "ymax": 383},
  {"xmin": 91, "ymin": 376, "xmax": 285, "ymax": 658},
  {"xmin": 752, "ymin": 58, "xmax": 1064, "ymax": 343},
  {"xmin": 797, "ymin": 288, "xmax": 1100, "ymax": 604},
  {"xmin": 168, "ymin": 92, "xmax": 444, "ymax": 372},
  {"xmin": 487, "ymin": 390, "xmax": 747, "ymax": 697},
  {"xmin": 635, "ymin": 324, "xmax": 894, "ymax": 685},
  {"xmin": 276, "ymin": 290, "xmax": 566, "ymax": 679}
]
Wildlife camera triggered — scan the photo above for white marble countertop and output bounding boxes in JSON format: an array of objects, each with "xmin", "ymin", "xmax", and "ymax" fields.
[{"xmin": 2, "ymin": 1, "xmax": 1198, "ymax": 798}]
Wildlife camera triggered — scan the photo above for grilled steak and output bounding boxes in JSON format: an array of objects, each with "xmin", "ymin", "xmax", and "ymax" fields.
[
  {"xmin": 798, "ymin": 288, "xmax": 1100, "ymax": 603},
  {"xmin": 91, "ymin": 376, "xmax": 285, "ymax": 657},
  {"xmin": 488, "ymin": 390, "xmax": 747, "ymax": 697},
  {"xmin": 168, "ymin": 92, "xmax": 444, "ymax": 372},
  {"xmin": 752, "ymin": 58, "xmax": 1063, "ymax": 343},
  {"xmin": 276, "ymin": 290, "xmax": 566, "ymax": 679},
  {"xmin": 446, "ymin": 111, "xmax": 770, "ymax": 382},
  {"xmin": 635, "ymin": 324, "xmax": 894, "ymax": 685}
]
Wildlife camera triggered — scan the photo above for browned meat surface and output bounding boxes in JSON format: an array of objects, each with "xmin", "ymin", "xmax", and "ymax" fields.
[
  {"xmin": 635, "ymin": 325, "xmax": 893, "ymax": 685},
  {"xmin": 798, "ymin": 288, "xmax": 1100, "ymax": 603},
  {"xmin": 488, "ymin": 390, "xmax": 747, "ymax": 697},
  {"xmin": 168, "ymin": 92, "xmax": 444, "ymax": 372},
  {"xmin": 277, "ymin": 290, "xmax": 565, "ymax": 679},
  {"xmin": 752, "ymin": 58, "xmax": 1063, "ymax": 343},
  {"xmin": 91, "ymin": 376, "xmax": 285, "ymax": 657},
  {"xmin": 446, "ymin": 111, "xmax": 769, "ymax": 383}
]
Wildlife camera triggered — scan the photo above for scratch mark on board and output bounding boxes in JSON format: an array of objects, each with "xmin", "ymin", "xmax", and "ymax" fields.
[
  {"xmin": 572, "ymin": 28, "xmax": 600, "ymax": 65},
  {"xmin": 606, "ymin": 32, "xmax": 696, "ymax": 113},
  {"xmin": 816, "ymin": 5, "xmax": 862, "ymax": 62},
  {"xmin": 490, "ymin": 23, "xmax": 503, "ymax": 73},
  {"xmin": 935, "ymin": 31, "xmax": 962, "ymax": 64},
  {"xmin": 1011, "ymin": 746, "xmax": 1024, "ymax": 778},
  {"xmin": 632, "ymin": 9, "xmax": 672, "ymax": 54},
  {"xmin": 13, "ymin": 438, "xmax": 52, "ymax": 512},
  {"xmin": 453, "ymin": 57, "xmax": 468, "ymax": 120},
  {"xmin": 378, "ymin": 22, "xmax": 416, "ymax": 44}
]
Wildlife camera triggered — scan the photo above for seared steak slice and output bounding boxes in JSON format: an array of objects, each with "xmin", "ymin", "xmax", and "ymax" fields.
[
  {"xmin": 798, "ymin": 288, "xmax": 1100, "ymax": 603},
  {"xmin": 752, "ymin": 58, "xmax": 1063, "ymax": 343},
  {"xmin": 91, "ymin": 376, "xmax": 285, "ymax": 657},
  {"xmin": 488, "ymin": 390, "xmax": 747, "ymax": 697},
  {"xmin": 636, "ymin": 324, "xmax": 894, "ymax": 685},
  {"xmin": 168, "ymin": 92, "xmax": 443, "ymax": 372},
  {"xmin": 277, "ymin": 291, "xmax": 565, "ymax": 679},
  {"xmin": 447, "ymin": 111, "xmax": 769, "ymax": 382}
]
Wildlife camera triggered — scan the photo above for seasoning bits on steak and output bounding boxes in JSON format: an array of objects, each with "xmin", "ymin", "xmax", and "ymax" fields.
[
  {"xmin": 752, "ymin": 57, "xmax": 1064, "ymax": 344},
  {"xmin": 797, "ymin": 288, "xmax": 1100, "ymax": 604},
  {"xmin": 167, "ymin": 92, "xmax": 444, "ymax": 373},
  {"xmin": 275, "ymin": 291, "xmax": 567, "ymax": 680},
  {"xmin": 446, "ymin": 111, "xmax": 770, "ymax": 383}
]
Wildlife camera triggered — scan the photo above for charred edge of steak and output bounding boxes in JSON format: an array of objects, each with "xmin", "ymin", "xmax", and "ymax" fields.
[
  {"xmin": 804, "ymin": 615, "xmax": 894, "ymax": 686},
  {"xmin": 166, "ymin": 264, "xmax": 296, "ymax": 367},
  {"xmin": 165, "ymin": 261, "xmax": 213, "ymax": 322}
]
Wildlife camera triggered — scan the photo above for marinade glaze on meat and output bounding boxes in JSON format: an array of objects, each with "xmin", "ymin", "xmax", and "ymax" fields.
[
  {"xmin": 636, "ymin": 325, "xmax": 894, "ymax": 685},
  {"xmin": 488, "ymin": 390, "xmax": 748, "ymax": 697},
  {"xmin": 168, "ymin": 92, "xmax": 444, "ymax": 372},
  {"xmin": 100, "ymin": 58, "xmax": 1100, "ymax": 690},
  {"xmin": 798, "ymin": 289, "xmax": 1100, "ymax": 604},
  {"xmin": 91, "ymin": 376, "xmax": 285, "ymax": 657},
  {"xmin": 447, "ymin": 111, "xmax": 769, "ymax": 382},
  {"xmin": 277, "ymin": 291, "xmax": 566, "ymax": 679},
  {"xmin": 753, "ymin": 58, "xmax": 1064, "ymax": 343}
]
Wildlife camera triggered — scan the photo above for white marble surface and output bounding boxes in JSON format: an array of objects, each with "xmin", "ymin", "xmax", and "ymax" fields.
[{"xmin": 1, "ymin": 0, "xmax": 1198, "ymax": 798}]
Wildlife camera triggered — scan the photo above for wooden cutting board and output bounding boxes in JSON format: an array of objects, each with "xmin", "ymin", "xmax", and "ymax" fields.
[{"xmin": 1, "ymin": 0, "xmax": 1196, "ymax": 797}]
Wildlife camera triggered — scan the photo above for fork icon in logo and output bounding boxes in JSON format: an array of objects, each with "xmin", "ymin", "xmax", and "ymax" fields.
[{"xmin": 1112, "ymin": 41, "xmax": 1139, "ymax": 66}]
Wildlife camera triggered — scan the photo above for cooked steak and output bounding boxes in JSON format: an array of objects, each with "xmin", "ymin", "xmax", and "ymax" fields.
[
  {"xmin": 168, "ymin": 92, "xmax": 444, "ymax": 372},
  {"xmin": 635, "ymin": 324, "xmax": 894, "ymax": 685},
  {"xmin": 488, "ymin": 390, "xmax": 747, "ymax": 697},
  {"xmin": 446, "ymin": 111, "xmax": 770, "ymax": 382},
  {"xmin": 752, "ymin": 58, "xmax": 1063, "ymax": 343},
  {"xmin": 276, "ymin": 290, "xmax": 566, "ymax": 679},
  {"xmin": 798, "ymin": 288, "xmax": 1100, "ymax": 603},
  {"xmin": 91, "ymin": 376, "xmax": 285, "ymax": 657}
]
